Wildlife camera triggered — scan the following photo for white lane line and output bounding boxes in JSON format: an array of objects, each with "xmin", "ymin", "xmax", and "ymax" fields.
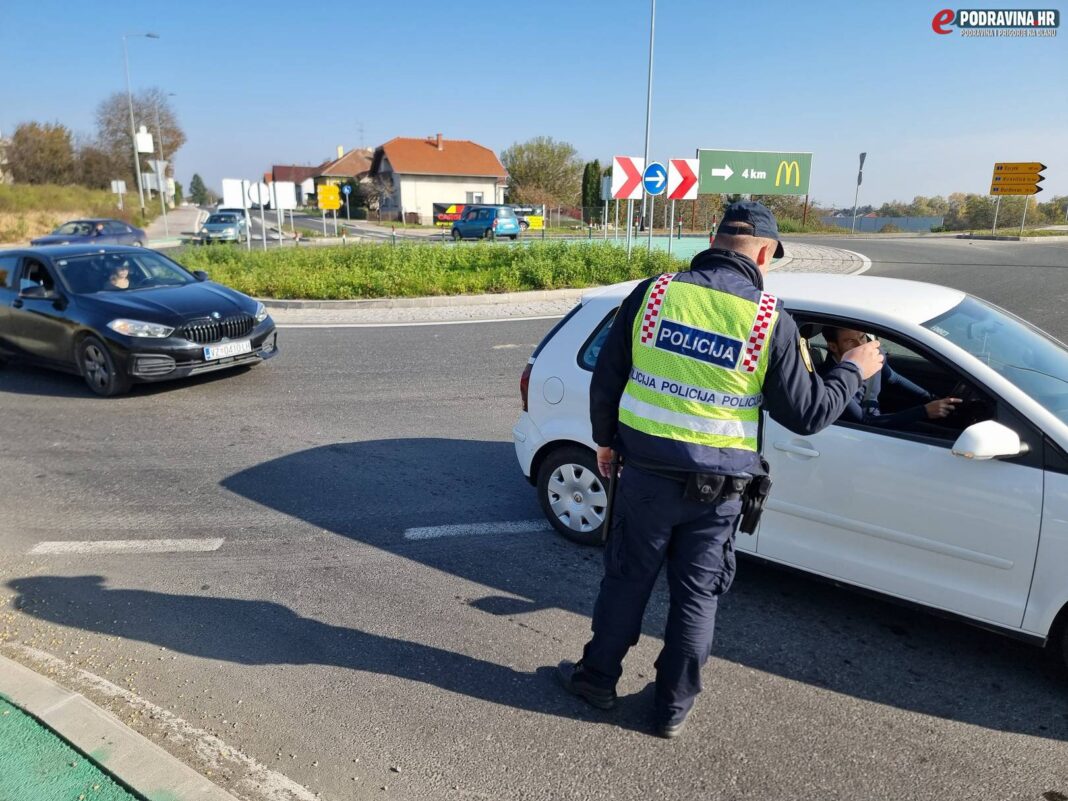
[
  {"xmin": 492, "ymin": 343, "xmax": 537, "ymax": 350},
  {"xmin": 840, "ymin": 247, "xmax": 874, "ymax": 275},
  {"xmin": 8, "ymin": 644, "xmax": 319, "ymax": 801},
  {"xmin": 29, "ymin": 538, "xmax": 225, "ymax": 555},
  {"xmin": 278, "ymin": 314, "xmax": 564, "ymax": 329},
  {"xmin": 404, "ymin": 519, "xmax": 551, "ymax": 540}
]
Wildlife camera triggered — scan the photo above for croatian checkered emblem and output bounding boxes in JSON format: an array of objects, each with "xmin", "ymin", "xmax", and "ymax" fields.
[
  {"xmin": 639, "ymin": 273, "xmax": 676, "ymax": 345},
  {"xmin": 739, "ymin": 292, "xmax": 778, "ymax": 373}
]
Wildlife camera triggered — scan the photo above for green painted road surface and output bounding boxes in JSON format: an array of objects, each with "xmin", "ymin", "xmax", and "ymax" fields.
[{"xmin": 0, "ymin": 696, "xmax": 140, "ymax": 801}]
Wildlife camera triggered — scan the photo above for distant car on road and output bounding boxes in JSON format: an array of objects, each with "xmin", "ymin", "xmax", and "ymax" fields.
[
  {"xmin": 0, "ymin": 245, "xmax": 277, "ymax": 396},
  {"xmin": 451, "ymin": 205, "xmax": 521, "ymax": 241},
  {"xmin": 216, "ymin": 206, "xmax": 252, "ymax": 232},
  {"xmin": 198, "ymin": 213, "xmax": 247, "ymax": 244},
  {"xmin": 30, "ymin": 219, "xmax": 146, "ymax": 248},
  {"xmin": 514, "ymin": 273, "xmax": 1068, "ymax": 668}
]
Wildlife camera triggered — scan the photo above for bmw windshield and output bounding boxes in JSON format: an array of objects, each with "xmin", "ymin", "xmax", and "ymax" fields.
[
  {"xmin": 54, "ymin": 252, "xmax": 197, "ymax": 294},
  {"xmin": 924, "ymin": 296, "xmax": 1068, "ymax": 425}
]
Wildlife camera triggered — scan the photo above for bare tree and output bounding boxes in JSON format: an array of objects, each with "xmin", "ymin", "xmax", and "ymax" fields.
[{"xmin": 95, "ymin": 88, "xmax": 186, "ymax": 186}]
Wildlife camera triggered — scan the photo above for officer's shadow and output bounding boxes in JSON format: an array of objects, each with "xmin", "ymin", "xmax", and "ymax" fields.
[{"xmin": 6, "ymin": 575, "xmax": 653, "ymax": 731}]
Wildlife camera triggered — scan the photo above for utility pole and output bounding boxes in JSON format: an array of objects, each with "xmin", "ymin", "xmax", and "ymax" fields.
[
  {"xmin": 851, "ymin": 151, "xmax": 867, "ymax": 234},
  {"xmin": 122, "ymin": 33, "xmax": 159, "ymax": 217},
  {"xmin": 641, "ymin": 0, "xmax": 655, "ymax": 249}
]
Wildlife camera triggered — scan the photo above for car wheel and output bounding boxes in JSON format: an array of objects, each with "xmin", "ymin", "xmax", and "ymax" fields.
[
  {"xmin": 77, "ymin": 336, "xmax": 131, "ymax": 397},
  {"xmin": 452, "ymin": 229, "xmax": 462, "ymax": 241},
  {"xmin": 132, "ymin": 240, "xmax": 144, "ymax": 247},
  {"xmin": 536, "ymin": 446, "xmax": 608, "ymax": 546},
  {"xmin": 509, "ymin": 235, "xmax": 518, "ymax": 240},
  {"xmin": 519, "ymin": 220, "xmax": 530, "ymax": 231}
]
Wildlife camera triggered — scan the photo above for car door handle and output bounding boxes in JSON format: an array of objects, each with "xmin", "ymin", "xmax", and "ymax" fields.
[{"xmin": 773, "ymin": 441, "xmax": 820, "ymax": 458}]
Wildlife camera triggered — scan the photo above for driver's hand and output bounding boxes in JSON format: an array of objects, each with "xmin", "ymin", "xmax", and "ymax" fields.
[
  {"xmin": 925, "ymin": 397, "xmax": 962, "ymax": 419},
  {"xmin": 596, "ymin": 446, "xmax": 617, "ymax": 479}
]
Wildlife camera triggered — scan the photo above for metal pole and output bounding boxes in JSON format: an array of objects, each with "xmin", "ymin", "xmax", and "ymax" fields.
[
  {"xmin": 1019, "ymin": 196, "xmax": 1028, "ymax": 235},
  {"xmin": 648, "ymin": 194, "xmax": 655, "ymax": 251},
  {"xmin": 992, "ymin": 195, "xmax": 1001, "ymax": 235},
  {"xmin": 626, "ymin": 198, "xmax": 634, "ymax": 257},
  {"xmin": 122, "ymin": 35, "xmax": 147, "ymax": 216},
  {"xmin": 258, "ymin": 188, "xmax": 267, "ymax": 251},
  {"xmin": 614, "ymin": 199, "xmax": 619, "ymax": 243},
  {"xmin": 333, "ymin": 209, "xmax": 338, "ymax": 236},
  {"xmin": 153, "ymin": 100, "xmax": 169, "ymax": 237},
  {"xmin": 277, "ymin": 205, "xmax": 283, "ymax": 247},
  {"xmin": 668, "ymin": 200, "xmax": 675, "ymax": 256},
  {"xmin": 850, "ymin": 182, "xmax": 861, "ymax": 234},
  {"xmin": 641, "ymin": 0, "xmax": 655, "ymax": 249},
  {"xmin": 322, "ymin": 209, "xmax": 326, "ymax": 236},
  {"xmin": 242, "ymin": 180, "xmax": 251, "ymax": 251},
  {"xmin": 802, "ymin": 193, "xmax": 809, "ymax": 228}
]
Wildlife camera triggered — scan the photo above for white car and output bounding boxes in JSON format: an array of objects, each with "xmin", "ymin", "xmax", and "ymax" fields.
[{"xmin": 513, "ymin": 274, "xmax": 1068, "ymax": 666}]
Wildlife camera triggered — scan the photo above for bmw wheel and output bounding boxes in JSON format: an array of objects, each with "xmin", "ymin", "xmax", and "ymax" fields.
[
  {"xmin": 537, "ymin": 446, "xmax": 608, "ymax": 546},
  {"xmin": 78, "ymin": 336, "xmax": 131, "ymax": 397}
]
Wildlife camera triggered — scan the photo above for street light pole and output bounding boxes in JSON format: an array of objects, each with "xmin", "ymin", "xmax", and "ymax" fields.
[
  {"xmin": 122, "ymin": 32, "xmax": 158, "ymax": 218},
  {"xmin": 642, "ymin": 0, "xmax": 655, "ymax": 251},
  {"xmin": 153, "ymin": 93, "xmax": 174, "ymax": 237},
  {"xmin": 850, "ymin": 151, "xmax": 867, "ymax": 234}
]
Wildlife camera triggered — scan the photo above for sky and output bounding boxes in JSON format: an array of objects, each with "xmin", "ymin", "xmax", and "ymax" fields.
[{"xmin": 1, "ymin": 0, "xmax": 1065, "ymax": 208}]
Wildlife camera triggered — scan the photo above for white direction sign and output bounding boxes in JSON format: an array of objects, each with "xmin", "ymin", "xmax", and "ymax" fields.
[
  {"xmin": 667, "ymin": 158, "xmax": 699, "ymax": 201},
  {"xmin": 271, "ymin": 181, "xmax": 298, "ymax": 210},
  {"xmin": 247, "ymin": 182, "xmax": 271, "ymax": 207},
  {"xmin": 611, "ymin": 155, "xmax": 645, "ymax": 200}
]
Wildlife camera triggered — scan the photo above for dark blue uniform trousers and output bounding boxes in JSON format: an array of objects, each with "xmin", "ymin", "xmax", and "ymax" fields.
[{"xmin": 580, "ymin": 465, "xmax": 740, "ymax": 725}]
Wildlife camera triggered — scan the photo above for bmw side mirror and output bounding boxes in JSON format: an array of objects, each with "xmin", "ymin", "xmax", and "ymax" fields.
[
  {"xmin": 951, "ymin": 420, "xmax": 1027, "ymax": 460},
  {"xmin": 193, "ymin": 270, "xmax": 209, "ymax": 282}
]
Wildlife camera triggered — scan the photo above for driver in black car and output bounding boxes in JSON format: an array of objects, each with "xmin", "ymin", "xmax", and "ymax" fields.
[
  {"xmin": 820, "ymin": 326, "xmax": 961, "ymax": 427},
  {"xmin": 102, "ymin": 260, "xmax": 133, "ymax": 291}
]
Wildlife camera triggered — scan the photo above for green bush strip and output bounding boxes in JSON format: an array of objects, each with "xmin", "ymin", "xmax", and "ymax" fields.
[
  {"xmin": 177, "ymin": 241, "xmax": 691, "ymax": 300},
  {"xmin": 0, "ymin": 695, "xmax": 142, "ymax": 801}
]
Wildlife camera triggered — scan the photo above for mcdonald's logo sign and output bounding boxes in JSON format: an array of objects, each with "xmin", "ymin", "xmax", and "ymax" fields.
[{"xmin": 775, "ymin": 160, "xmax": 801, "ymax": 188}]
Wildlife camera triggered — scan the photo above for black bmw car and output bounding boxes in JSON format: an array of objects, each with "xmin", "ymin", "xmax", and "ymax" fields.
[{"xmin": 0, "ymin": 245, "xmax": 278, "ymax": 396}]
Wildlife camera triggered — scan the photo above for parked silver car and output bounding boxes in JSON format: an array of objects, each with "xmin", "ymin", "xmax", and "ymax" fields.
[{"xmin": 198, "ymin": 213, "xmax": 247, "ymax": 244}]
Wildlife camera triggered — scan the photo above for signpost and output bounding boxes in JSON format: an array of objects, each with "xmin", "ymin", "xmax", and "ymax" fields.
[
  {"xmin": 342, "ymin": 184, "xmax": 352, "ymax": 221},
  {"xmin": 110, "ymin": 179, "xmax": 127, "ymax": 211},
  {"xmin": 642, "ymin": 162, "xmax": 666, "ymax": 251},
  {"xmin": 697, "ymin": 149, "xmax": 812, "ymax": 196},
  {"xmin": 666, "ymin": 158, "xmax": 698, "ymax": 256},
  {"xmin": 851, "ymin": 152, "xmax": 867, "ymax": 234},
  {"xmin": 989, "ymin": 162, "xmax": 1046, "ymax": 234},
  {"xmin": 317, "ymin": 185, "xmax": 341, "ymax": 236},
  {"xmin": 612, "ymin": 156, "xmax": 645, "ymax": 256}
]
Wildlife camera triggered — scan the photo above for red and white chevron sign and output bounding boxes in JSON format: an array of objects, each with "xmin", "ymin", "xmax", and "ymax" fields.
[
  {"xmin": 667, "ymin": 158, "xmax": 699, "ymax": 200},
  {"xmin": 611, "ymin": 156, "xmax": 645, "ymax": 200}
]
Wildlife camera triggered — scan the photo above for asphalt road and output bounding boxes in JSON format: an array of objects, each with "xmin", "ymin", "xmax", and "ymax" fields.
[{"xmin": 1, "ymin": 238, "xmax": 1067, "ymax": 801}]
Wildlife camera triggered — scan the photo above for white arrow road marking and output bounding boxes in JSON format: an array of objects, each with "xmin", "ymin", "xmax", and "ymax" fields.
[
  {"xmin": 404, "ymin": 520, "xmax": 551, "ymax": 540},
  {"xmin": 710, "ymin": 164, "xmax": 734, "ymax": 181},
  {"xmin": 29, "ymin": 538, "xmax": 225, "ymax": 555}
]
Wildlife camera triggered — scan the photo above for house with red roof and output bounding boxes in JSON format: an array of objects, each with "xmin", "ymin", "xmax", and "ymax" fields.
[{"xmin": 368, "ymin": 134, "xmax": 508, "ymax": 223}]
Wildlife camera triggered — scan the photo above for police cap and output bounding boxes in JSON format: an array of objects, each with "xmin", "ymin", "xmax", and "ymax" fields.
[{"xmin": 717, "ymin": 201, "xmax": 785, "ymax": 258}]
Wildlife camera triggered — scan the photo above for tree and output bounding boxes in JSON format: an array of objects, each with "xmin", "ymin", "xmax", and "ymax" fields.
[
  {"xmin": 580, "ymin": 159, "xmax": 604, "ymax": 222},
  {"xmin": 189, "ymin": 174, "xmax": 210, "ymax": 205},
  {"xmin": 500, "ymin": 136, "xmax": 582, "ymax": 207},
  {"xmin": 75, "ymin": 136, "xmax": 124, "ymax": 189},
  {"xmin": 173, "ymin": 181, "xmax": 183, "ymax": 205},
  {"xmin": 8, "ymin": 121, "xmax": 76, "ymax": 184},
  {"xmin": 95, "ymin": 88, "xmax": 186, "ymax": 189}
]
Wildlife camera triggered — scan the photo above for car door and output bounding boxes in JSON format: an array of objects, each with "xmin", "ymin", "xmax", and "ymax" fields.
[
  {"xmin": 106, "ymin": 221, "xmax": 133, "ymax": 245},
  {"xmin": 757, "ymin": 322, "xmax": 1043, "ymax": 629},
  {"xmin": 0, "ymin": 253, "xmax": 21, "ymax": 355},
  {"xmin": 12, "ymin": 257, "xmax": 76, "ymax": 365}
]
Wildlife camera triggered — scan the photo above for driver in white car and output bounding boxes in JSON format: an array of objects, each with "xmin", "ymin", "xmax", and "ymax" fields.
[{"xmin": 820, "ymin": 326, "xmax": 961, "ymax": 425}]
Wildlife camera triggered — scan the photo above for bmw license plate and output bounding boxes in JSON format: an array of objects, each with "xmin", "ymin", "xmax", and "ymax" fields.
[{"xmin": 204, "ymin": 340, "xmax": 252, "ymax": 361}]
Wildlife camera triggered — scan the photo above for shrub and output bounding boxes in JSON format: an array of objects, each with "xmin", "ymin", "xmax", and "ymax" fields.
[{"xmin": 879, "ymin": 223, "xmax": 902, "ymax": 233}]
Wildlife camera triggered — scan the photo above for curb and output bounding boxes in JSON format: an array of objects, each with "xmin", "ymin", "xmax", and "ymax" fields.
[
  {"xmin": 0, "ymin": 653, "xmax": 240, "ymax": 801},
  {"xmin": 956, "ymin": 233, "xmax": 1068, "ymax": 243},
  {"xmin": 260, "ymin": 286, "xmax": 589, "ymax": 310}
]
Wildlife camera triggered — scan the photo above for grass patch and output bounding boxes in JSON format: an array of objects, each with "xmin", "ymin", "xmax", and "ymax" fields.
[
  {"xmin": 0, "ymin": 184, "xmax": 159, "ymax": 243},
  {"xmin": 176, "ymin": 241, "xmax": 688, "ymax": 299},
  {"xmin": 957, "ymin": 228, "xmax": 1067, "ymax": 238}
]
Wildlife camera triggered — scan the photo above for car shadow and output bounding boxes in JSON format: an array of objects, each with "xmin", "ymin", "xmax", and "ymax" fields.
[
  {"xmin": 0, "ymin": 361, "xmax": 258, "ymax": 398},
  {"xmin": 11, "ymin": 437, "xmax": 1067, "ymax": 740}
]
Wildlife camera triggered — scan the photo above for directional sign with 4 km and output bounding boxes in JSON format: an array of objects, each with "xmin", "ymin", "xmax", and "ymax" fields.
[
  {"xmin": 697, "ymin": 149, "xmax": 812, "ymax": 195},
  {"xmin": 643, "ymin": 162, "xmax": 667, "ymax": 196},
  {"xmin": 317, "ymin": 185, "xmax": 341, "ymax": 210}
]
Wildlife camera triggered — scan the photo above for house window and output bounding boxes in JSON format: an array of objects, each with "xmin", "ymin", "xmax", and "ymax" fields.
[{"xmin": 466, "ymin": 192, "xmax": 483, "ymax": 204}]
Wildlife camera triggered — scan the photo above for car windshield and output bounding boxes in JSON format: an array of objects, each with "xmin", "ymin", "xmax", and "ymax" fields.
[
  {"xmin": 496, "ymin": 208, "xmax": 517, "ymax": 219},
  {"xmin": 923, "ymin": 296, "xmax": 1068, "ymax": 426},
  {"xmin": 54, "ymin": 222, "xmax": 94, "ymax": 236},
  {"xmin": 207, "ymin": 214, "xmax": 236, "ymax": 224},
  {"xmin": 54, "ymin": 251, "xmax": 197, "ymax": 294}
]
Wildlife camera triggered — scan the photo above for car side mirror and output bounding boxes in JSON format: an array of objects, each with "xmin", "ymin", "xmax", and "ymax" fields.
[
  {"xmin": 193, "ymin": 270, "xmax": 209, "ymax": 282},
  {"xmin": 19, "ymin": 284, "xmax": 54, "ymax": 300},
  {"xmin": 951, "ymin": 420, "xmax": 1027, "ymax": 460}
]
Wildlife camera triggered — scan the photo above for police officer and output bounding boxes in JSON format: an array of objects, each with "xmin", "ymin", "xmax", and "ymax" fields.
[{"xmin": 557, "ymin": 201, "xmax": 884, "ymax": 738}]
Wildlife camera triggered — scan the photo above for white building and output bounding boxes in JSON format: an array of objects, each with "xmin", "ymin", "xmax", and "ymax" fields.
[{"xmin": 369, "ymin": 134, "xmax": 508, "ymax": 223}]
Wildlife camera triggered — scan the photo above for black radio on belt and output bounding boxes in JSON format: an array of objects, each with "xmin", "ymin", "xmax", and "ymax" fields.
[
  {"xmin": 739, "ymin": 460, "xmax": 773, "ymax": 535},
  {"xmin": 683, "ymin": 473, "xmax": 749, "ymax": 504}
]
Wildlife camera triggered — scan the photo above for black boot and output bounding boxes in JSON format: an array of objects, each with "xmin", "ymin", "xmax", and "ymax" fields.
[{"xmin": 556, "ymin": 660, "xmax": 617, "ymax": 710}]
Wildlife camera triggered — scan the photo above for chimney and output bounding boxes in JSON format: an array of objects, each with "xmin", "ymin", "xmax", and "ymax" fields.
[
  {"xmin": 436, "ymin": 133, "xmax": 443, "ymax": 151},
  {"xmin": 337, "ymin": 145, "xmax": 344, "ymax": 159}
]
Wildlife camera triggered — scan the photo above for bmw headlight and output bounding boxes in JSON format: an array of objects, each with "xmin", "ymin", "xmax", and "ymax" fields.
[
  {"xmin": 254, "ymin": 302, "xmax": 268, "ymax": 323},
  {"xmin": 107, "ymin": 319, "xmax": 175, "ymax": 338}
]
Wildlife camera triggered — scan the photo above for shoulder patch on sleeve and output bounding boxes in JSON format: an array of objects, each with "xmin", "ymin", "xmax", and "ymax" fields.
[{"xmin": 799, "ymin": 336, "xmax": 814, "ymax": 373}]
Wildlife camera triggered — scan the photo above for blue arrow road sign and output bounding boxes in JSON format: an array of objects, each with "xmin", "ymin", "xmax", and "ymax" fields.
[
  {"xmin": 642, "ymin": 162, "xmax": 667, "ymax": 196},
  {"xmin": 342, "ymin": 185, "xmax": 352, "ymax": 195}
]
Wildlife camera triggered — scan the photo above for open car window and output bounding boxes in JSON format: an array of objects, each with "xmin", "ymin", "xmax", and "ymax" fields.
[{"xmin": 796, "ymin": 316, "xmax": 995, "ymax": 443}]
